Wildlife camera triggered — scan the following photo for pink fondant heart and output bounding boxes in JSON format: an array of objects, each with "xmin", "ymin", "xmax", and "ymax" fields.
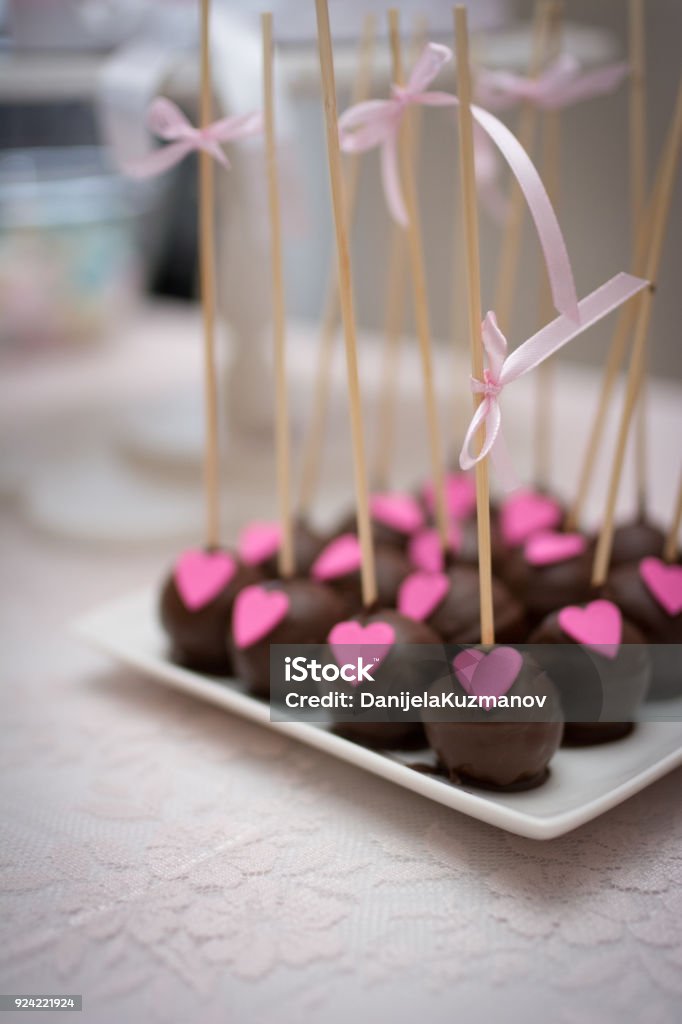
[
  {"xmin": 311, "ymin": 533, "xmax": 361, "ymax": 581},
  {"xmin": 328, "ymin": 620, "xmax": 396, "ymax": 675},
  {"xmin": 232, "ymin": 585, "xmax": 290, "ymax": 649},
  {"xmin": 174, "ymin": 549, "xmax": 236, "ymax": 611},
  {"xmin": 525, "ymin": 530, "xmax": 587, "ymax": 566},
  {"xmin": 557, "ymin": 600, "xmax": 622, "ymax": 659},
  {"xmin": 408, "ymin": 524, "xmax": 462, "ymax": 572},
  {"xmin": 398, "ymin": 571, "xmax": 449, "ymax": 621},
  {"xmin": 639, "ymin": 557, "xmax": 682, "ymax": 617},
  {"xmin": 370, "ymin": 492, "xmax": 424, "ymax": 535},
  {"xmin": 453, "ymin": 647, "xmax": 523, "ymax": 707},
  {"xmin": 238, "ymin": 520, "xmax": 281, "ymax": 566},
  {"xmin": 423, "ymin": 472, "xmax": 477, "ymax": 521},
  {"xmin": 500, "ymin": 489, "xmax": 562, "ymax": 547}
]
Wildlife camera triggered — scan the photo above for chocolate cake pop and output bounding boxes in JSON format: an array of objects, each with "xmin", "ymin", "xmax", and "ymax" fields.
[
  {"xmin": 237, "ymin": 517, "xmax": 324, "ymax": 577},
  {"xmin": 325, "ymin": 608, "xmax": 442, "ymax": 748},
  {"xmin": 229, "ymin": 578, "xmax": 347, "ymax": 699},
  {"xmin": 423, "ymin": 648, "xmax": 564, "ymax": 790},
  {"xmin": 501, "ymin": 529, "xmax": 594, "ymax": 628},
  {"xmin": 398, "ymin": 565, "xmax": 526, "ymax": 644},
  {"xmin": 421, "ymin": 471, "xmax": 477, "ymax": 523},
  {"xmin": 408, "ymin": 518, "xmax": 506, "ymax": 574},
  {"xmin": 529, "ymin": 599, "xmax": 651, "ymax": 743},
  {"xmin": 610, "ymin": 517, "xmax": 665, "ymax": 567},
  {"xmin": 333, "ymin": 491, "xmax": 425, "ymax": 551},
  {"xmin": 311, "ymin": 532, "xmax": 410, "ymax": 613},
  {"xmin": 602, "ymin": 557, "xmax": 682, "ymax": 700},
  {"xmin": 159, "ymin": 548, "xmax": 262, "ymax": 674}
]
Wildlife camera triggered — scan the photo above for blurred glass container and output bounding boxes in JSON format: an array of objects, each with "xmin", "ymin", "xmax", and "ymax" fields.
[{"xmin": 0, "ymin": 145, "xmax": 152, "ymax": 351}]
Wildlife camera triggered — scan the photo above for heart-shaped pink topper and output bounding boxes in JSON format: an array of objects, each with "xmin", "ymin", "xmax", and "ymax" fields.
[
  {"xmin": 370, "ymin": 492, "xmax": 424, "ymax": 535},
  {"xmin": 311, "ymin": 533, "xmax": 361, "ymax": 581},
  {"xmin": 525, "ymin": 530, "xmax": 587, "ymax": 567},
  {"xmin": 174, "ymin": 549, "xmax": 236, "ymax": 611},
  {"xmin": 500, "ymin": 489, "xmax": 562, "ymax": 547},
  {"xmin": 408, "ymin": 524, "xmax": 462, "ymax": 572},
  {"xmin": 398, "ymin": 571, "xmax": 449, "ymax": 621},
  {"xmin": 423, "ymin": 472, "xmax": 477, "ymax": 521},
  {"xmin": 453, "ymin": 647, "xmax": 523, "ymax": 707},
  {"xmin": 557, "ymin": 600, "xmax": 622, "ymax": 659},
  {"xmin": 238, "ymin": 520, "xmax": 281, "ymax": 566},
  {"xmin": 328, "ymin": 620, "xmax": 396, "ymax": 675},
  {"xmin": 639, "ymin": 557, "xmax": 682, "ymax": 617},
  {"xmin": 232, "ymin": 584, "xmax": 290, "ymax": 649}
]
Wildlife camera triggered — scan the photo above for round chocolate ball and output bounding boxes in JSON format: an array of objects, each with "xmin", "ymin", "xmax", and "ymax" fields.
[
  {"xmin": 325, "ymin": 608, "xmax": 442, "ymax": 749},
  {"xmin": 610, "ymin": 517, "xmax": 665, "ymax": 567},
  {"xmin": 420, "ymin": 471, "xmax": 477, "ymax": 523},
  {"xmin": 417, "ymin": 565, "xmax": 527, "ymax": 644},
  {"xmin": 423, "ymin": 651, "xmax": 563, "ymax": 791},
  {"xmin": 229, "ymin": 578, "xmax": 347, "ymax": 700},
  {"xmin": 501, "ymin": 532, "xmax": 594, "ymax": 628},
  {"xmin": 528, "ymin": 605, "xmax": 651, "ymax": 743},
  {"xmin": 159, "ymin": 547, "xmax": 262, "ymax": 675},
  {"xmin": 238, "ymin": 517, "xmax": 324, "ymax": 578},
  {"xmin": 453, "ymin": 516, "xmax": 507, "ymax": 573},
  {"xmin": 312, "ymin": 535, "xmax": 411, "ymax": 613},
  {"xmin": 602, "ymin": 558, "xmax": 681, "ymax": 700}
]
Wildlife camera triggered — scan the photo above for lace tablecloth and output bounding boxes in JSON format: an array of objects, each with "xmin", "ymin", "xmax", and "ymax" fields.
[{"xmin": 1, "ymin": 307, "xmax": 681, "ymax": 1024}]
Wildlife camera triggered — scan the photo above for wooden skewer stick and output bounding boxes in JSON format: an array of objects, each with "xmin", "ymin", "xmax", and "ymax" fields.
[
  {"xmin": 372, "ymin": 18, "xmax": 427, "ymax": 491},
  {"xmin": 592, "ymin": 80, "xmax": 682, "ymax": 586},
  {"xmin": 664, "ymin": 473, "xmax": 682, "ymax": 564},
  {"xmin": 372, "ymin": 222, "xmax": 409, "ymax": 490},
  {"xmin": 198, "ymin": 0, "xmax": 221, "ymax": 549},
  {"xmin": 492, "ymin": 0, "xmax": 551, "ymax": 334},
  {"xmin": 533, "ymin": 1, "xmax": 563, "ymax": 491},
  {"xmin": 297, "ymin": 14, "xmax": 376, "ymax": 516},
  {"xmin": 387, "ymin": 8, "xmax": 449, "ymax": 549},
  {"xmin": 262, "ymin": 13, "xmax": 294, "ymax": 577},
  {"xmin": 565, "ymin": 186, "xmax": 656, "ymax": 532},
  {"xmin": 454, "ymin": 5, "xmax": 495, "ymax": 646},
  {"xmin": 630, "ymin": 0, "xmax": 649, "ymax": 519},
  {"xmin": 313, "ymin": 0, "xmax": 377, "ymax": 607}
]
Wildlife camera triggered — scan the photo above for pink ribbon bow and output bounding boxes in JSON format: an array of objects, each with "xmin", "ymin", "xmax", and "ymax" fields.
[
  {"xmin": 338, "ymin": 42, "xmax": 455, "ymax": 227},
  {"xmin": 475, "ymin": 54, "xmax": 629, "ymax": 112},
  {"xmin": 459, "ymin": 273, "xmax": 650, "ymax": 485},
  {"xmin": 124, "ymin": 97, "xmax": 263, "ymax": 179},
  {"xmin": 339, "ymin": 42, "xmax": 579, "ymax": 322}
]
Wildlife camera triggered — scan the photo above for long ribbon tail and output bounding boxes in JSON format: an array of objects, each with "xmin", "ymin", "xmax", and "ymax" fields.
[
  {"xmin": 469, "ymin": 102, "xmax": 579, "ymax": 322},
  {"xmin": 500, "ymin": 273, "xmax": 650, "ymax": 384},
  {"xmin": 123, "ymin": 139, "xmax": 194, "ymax": 179},
  {"xmin": 541, "ymin": 62, "xmax": 630, "ymax": 110},
  {"xmin": 381, "ymin": 130, "xmax": 408, "ymax": 227}
]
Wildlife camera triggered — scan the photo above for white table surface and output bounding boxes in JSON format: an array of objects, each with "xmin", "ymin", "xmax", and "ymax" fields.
[{"xmin": 1, "ymin": 302, "xmax": 681, "ymax": 1024}]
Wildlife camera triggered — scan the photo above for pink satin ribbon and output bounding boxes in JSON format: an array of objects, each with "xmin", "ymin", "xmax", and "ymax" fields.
[
  {"xmin": 124, "ymin": 97, "xmax": 263, "ymax": 179},
  {"xmin": 475, "ymin": 54, "xmax": 629, "ymax": 112},
  {"xmin": 339, "ymin": 42, "xmax": 578, "ymax": 321},
  {"xmin": 459, "ymin": 273, "xmax": 650, "ymax": 485}
]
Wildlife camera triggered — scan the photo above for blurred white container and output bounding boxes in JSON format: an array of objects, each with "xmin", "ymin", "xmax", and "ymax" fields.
[{"xmin": 7, "ymin": 0, "xmax": 147, "ymax": 52}]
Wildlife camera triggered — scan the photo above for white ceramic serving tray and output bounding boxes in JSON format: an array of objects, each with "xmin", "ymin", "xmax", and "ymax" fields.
[{"xmin": 75, "ymin": 588, "xmax": 682, "ymax": 840}]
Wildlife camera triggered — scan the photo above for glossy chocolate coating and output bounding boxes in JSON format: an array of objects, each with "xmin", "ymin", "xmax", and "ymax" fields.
[
  {"xmin": 501, "ymin": 536, "xmax": 594, "ymax": 627},
  {"xmin": 603, "ymin": 561, "xmax": 681, "ymax": 699},
  {"xmin": 229, "ymin": 578, "xmax": 347, "ymax": 700},
  {"xmin": 610, "ymin": 518, "xmax": 665, "ymax": 567},
  {"xmin": 423, "ymin": 653, "xmax": 563, "ymax": 791},
  {"xmin": 328, "ymin": 608, "xmax": 442, "ymax": 749},
  {"xmin": 529, "ymin": 608, "xmax": 651, "ymax": 742},
  {"xmin": 159, "ymin": 551, "xmax": 261, "ymax": 675},
  {"xmin": 324, "ymin": 543, "xmax": 411, "ymax": 613},
  {"xmin": 425, "ymin": 565, "xmax": 527, "ymax": 644}
]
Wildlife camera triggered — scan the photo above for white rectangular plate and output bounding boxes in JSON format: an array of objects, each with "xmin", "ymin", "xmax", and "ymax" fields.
[{"xmin": 75, "ymin": 588, "xmax": 682, "ymax": 840}]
